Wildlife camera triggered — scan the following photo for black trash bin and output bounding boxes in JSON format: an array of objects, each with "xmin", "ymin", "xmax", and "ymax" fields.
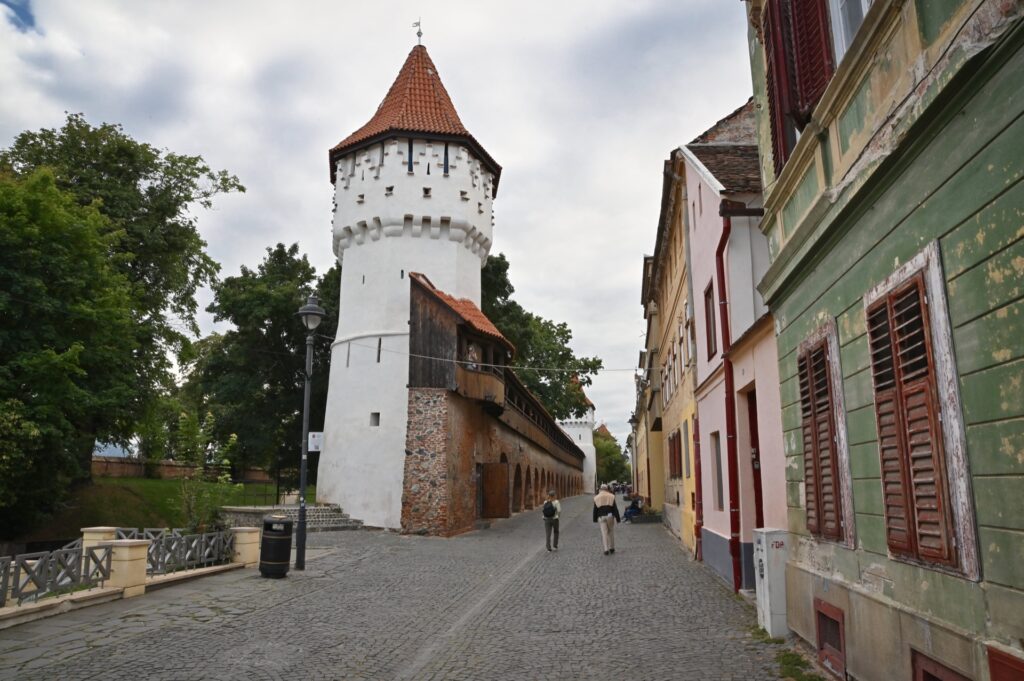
[{"xmin": 259, "ymin": 514, "xmax": 293, "ymax": 578}]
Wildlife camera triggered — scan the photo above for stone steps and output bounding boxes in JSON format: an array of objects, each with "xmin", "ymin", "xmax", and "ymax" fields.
[{"xmin": 221, "ymin": 503, "xmax": 364, "ymax": 532}]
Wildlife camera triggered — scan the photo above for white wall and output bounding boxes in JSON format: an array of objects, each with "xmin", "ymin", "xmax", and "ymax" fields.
[{"xmin": 559, "ymin": 406, "xmax": 596, "ymax": 493}]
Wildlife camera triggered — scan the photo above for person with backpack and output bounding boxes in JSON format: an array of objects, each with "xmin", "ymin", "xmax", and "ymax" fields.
[
  {"xmin": 542, "ymin": 490, "xmax": 561, "ymax": 552},
  {"xmin": 593, "ymin": 483, "xmax": 621, "ymax": 555}
]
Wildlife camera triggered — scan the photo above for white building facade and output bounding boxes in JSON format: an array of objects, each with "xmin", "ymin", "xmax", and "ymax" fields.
[{"xmin": 317, "ymin": 45, "xmax": 501, "ymax": 529}]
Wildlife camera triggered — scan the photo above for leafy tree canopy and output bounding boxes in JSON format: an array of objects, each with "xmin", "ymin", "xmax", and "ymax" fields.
[
  {"xmin": 595, "ymin": 426, "xmax": 630, "ymax": 484},
  {"xmin": 180, "ymin": 244, "xmax": 338, "ymax": 473},
  {"xmin": 0, "ymin": 114, "xmax": 244, "ymax": 455},
  {"xmin": 481, "ymin": 253, "xmax": 602, "ymax": 419},
  {"xmin": 0, "ymin": 169, "xmax": 135, "ymax": 532}
]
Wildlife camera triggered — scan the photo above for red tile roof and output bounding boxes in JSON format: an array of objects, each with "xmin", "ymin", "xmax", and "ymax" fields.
[
  {"xmin": 409, "ymin": 273, "xmax": 513, "ymax": 351},
  {"xmin": 329, "ymin": 45, "xmax": 501, "ymax": 187}
]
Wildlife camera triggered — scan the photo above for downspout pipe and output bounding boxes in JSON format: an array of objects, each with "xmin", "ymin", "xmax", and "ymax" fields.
[
  {"xmin": 693, "ymin": 412, "xmax": 703, "ymax": 561},
  {"xmin": 716, "ymin": 200, "xmax": 764, "ymax": 593}
]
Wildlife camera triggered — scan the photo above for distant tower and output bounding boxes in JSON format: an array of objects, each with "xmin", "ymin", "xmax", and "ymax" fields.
[
  {"xmin": 559, "ymin": 397, "xmax": 597, "ymax": 494},
  {"xmin": 317, "ymin": 45, "xmax": 501, "ymax": 529}
]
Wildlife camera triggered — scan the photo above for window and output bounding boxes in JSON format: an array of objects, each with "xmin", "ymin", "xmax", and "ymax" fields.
[
  {"xmin": 704, "ymin": 283, "xmax": 718, "ymax": 358},
  {"xmin": 864, "ymin": 242, "xmax": 977, "ymax": 577},
  {"xmin": 912, "ymin": 650, "xmax": 971, "ymax": 681},
  {"xmin": 370, "ymin": 412, "xmax": 380, "ymax": 427},
  {"xmin": 711, "ymin": 432, "xmax": 724, "ymax": 511},
  {"xmin": 828, "ymin": 0, "xmax": 871, "ymax": 62},
  {"xmin": 988, "ymin": 646, "xmax": 1024, "ymax": 681},
  {"xmin": 407, "ymin": 139, "xmax": 414, "ymax": 172},
  {"xmin": 443, "ymin": 142, "xmax": 449, "ymax": 175},
  {"xmin": 762, "ymin": 0, "xmax": 836, "ymax": 175},
  {"xmin": 867, "ymin": 273, "xmax": 955, "ymax": 566},
  {"xmin": 814, "ymin": 599, "xmax": 845, "ymax": 678},
  {"xmin": 683, "ymin": 419, "xmax": 691, "ymax": 479},
  {"xmin": 799, "ymin": 338, "xmax": 843, "ymax": 540},
  {"xmin": 376, "ymin": 337, "xmax": 382, "ymax": 363}
]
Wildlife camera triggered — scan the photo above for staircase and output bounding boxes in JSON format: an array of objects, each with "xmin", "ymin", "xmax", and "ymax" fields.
[{"xmin": 220, "ymin": 503, "xmax": 364, "ymax": 532}]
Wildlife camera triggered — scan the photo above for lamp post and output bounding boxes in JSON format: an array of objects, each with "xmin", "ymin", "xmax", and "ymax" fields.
[{"xmin": 295, "ymin": 294, "xmax": 325, "ymax": 570}]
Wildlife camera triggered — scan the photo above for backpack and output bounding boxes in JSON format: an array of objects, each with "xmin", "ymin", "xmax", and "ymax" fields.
[{"xmin": 542, "ymin": 500, "xmax": 556, "ymax": 518}]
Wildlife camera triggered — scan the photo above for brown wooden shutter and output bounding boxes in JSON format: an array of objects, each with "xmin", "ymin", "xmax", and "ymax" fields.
[
  {"xmin": 799, "ymin": 351, "xmax": 822, "ymax": 534},
  {"xmin": 811, "ymin": 346, "xmax": 842, "ymax": 539},
  {"xmin": 790, "ymin": 0, "xmax": 835, "ymax": 126},
  {"xmin": 799, "ymin": 341, "xmax": 843, "ymax": 540},
  {"xmin": 868, "ymin": 274, "xmax": 956, "ymax": 565},
  {"xmin": 763, "ymin": 0, "xmax": 794, "ymax": 177}
]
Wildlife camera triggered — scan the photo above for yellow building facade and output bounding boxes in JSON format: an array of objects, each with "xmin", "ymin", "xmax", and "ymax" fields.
[{"xmin": 635, "ymin": 152, "xmax": 698, "ymax": 554}]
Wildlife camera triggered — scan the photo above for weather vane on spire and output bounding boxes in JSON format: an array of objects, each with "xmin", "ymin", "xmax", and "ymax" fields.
[{"xmin": 412, "ymin": 18, "xmax": 422, "ymax": 45}]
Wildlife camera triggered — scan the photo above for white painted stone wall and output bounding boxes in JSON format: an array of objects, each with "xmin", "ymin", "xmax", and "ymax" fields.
[
  {"xmin": 318, "ymin": 136, "xmax": 497, "ymax": 529},
  {"xmin": 559, "ymin": 405, "xmax": 597, "ymax": 494}
]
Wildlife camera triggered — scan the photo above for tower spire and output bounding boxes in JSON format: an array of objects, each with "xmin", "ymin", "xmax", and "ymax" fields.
[{"xmin": 412, "ymin": 18, "xmax": 422, "ymax": 45}]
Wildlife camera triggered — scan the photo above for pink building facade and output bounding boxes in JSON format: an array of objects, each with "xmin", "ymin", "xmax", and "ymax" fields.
[{"xmin": 685, "ymin": 101, "xmax": 786, "ymax": 591}]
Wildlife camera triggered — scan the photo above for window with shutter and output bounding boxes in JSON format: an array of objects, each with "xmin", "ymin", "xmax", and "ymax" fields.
[
  {"xmin": 867, "ymin": 273, "xmax": 956, "ymax": 567},
  {"xmin": 704, "ymin": 283, "xmax": 717, "ymax": 359},
  {"xmin": 799, "ymin": 339, "xmax": 843, "ymax": 540},
  {"xmin": 763, "ymin": 0, "xmax": 796, "ymax": 177},
  {"xmin": 762, "ymin": 0, "xmax": 837, "ymax": 175},
  {"xmin": 791, "ymin": 0, "xmax": 836, "ymax": 126}
]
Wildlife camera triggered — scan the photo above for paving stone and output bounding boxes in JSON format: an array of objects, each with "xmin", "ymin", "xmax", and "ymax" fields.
[{"xmin": 0, "ymin": 496, "xmax": 781, "ymax": 679}]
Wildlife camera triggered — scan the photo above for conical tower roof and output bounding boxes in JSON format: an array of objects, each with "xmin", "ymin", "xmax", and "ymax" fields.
[{"xmin": 329, "ymin": 45, "xmax": 501, "ymax": 190}]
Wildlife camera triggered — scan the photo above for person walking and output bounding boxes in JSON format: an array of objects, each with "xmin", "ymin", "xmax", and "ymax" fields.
[
  {"xmin": 542, "ymin": 490, "xmax": 561, "ymax": 552},
  {"xmin": 593, "ymin": 483, "xmax": 620, "ymax": 555}
]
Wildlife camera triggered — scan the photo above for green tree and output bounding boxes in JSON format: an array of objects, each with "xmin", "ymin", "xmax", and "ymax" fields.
[
  {"xmin": 595, "ymin": 427, "xmax": 630, "ymax": 484},
  {"xmin": 0, "ymin": 114, "xmax": 244, "ymax": 467},
  {"xmin": 185, "ymin": 244, "xmax": 337, "ymax": 474},
  {"xmin": 175, "ymin": 410, "xmax": 239, "ymax": 532},
  {"xmin": 481, "ymin": 253, "xmax": 602, "ymax": 419},
  {"xmin": 0, "ymin": 169, "xmax": 135, "ymax": 532}
]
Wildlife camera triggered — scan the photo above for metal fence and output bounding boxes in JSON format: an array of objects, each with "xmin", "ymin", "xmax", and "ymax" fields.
[
  {"xmin": 1, "ymin": 540, "xmax": 112, "ymax": 607},
  {"xmin": 115, "ymin": 528, "xmax": 235, "ymax": 576}
]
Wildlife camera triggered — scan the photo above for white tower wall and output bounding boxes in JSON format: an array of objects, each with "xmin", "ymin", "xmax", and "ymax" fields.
[
  {"xmin": 318, "ymin": 136, "xmax": 496, "ymax": 529},
  {"xmin": 559, "ymin": 406, "xmax": 597, "ymax": 494}
]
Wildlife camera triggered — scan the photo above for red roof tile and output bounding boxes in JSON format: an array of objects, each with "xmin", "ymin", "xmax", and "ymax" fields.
[
  {"xmin": 409, "ymin": 273, "xmax": 513, "ymax": 351},
  {"xmin": 329, "ymin": 45, "xmax": 500, "ymax": 187}
]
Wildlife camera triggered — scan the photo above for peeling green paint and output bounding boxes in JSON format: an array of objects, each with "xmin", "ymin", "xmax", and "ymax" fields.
[
  {"xmin": 839, "ymin": 75, "xmax": 873, "ymax": 155},
  {"xmin": 916, "ymin": 0, "xmax": 966, "ymax": 45},
  {"xmin": 781, "ymin": 164, "xmax": 820, "ymax": 239}
]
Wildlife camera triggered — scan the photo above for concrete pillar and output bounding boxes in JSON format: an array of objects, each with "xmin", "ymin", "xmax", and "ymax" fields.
[
  {"xmin": 81, "ymin": 526, "xmax": 118, "ymax": 553},
  {"xmin": 229, "ymin": 527, "xmax": 261, "ymax": 567},
  {"xmin": 101, "ymin": 539, "xmax": 149, "ymax": 598}
]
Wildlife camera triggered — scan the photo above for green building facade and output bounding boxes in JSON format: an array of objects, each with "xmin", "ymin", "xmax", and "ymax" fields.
[{"xmin": 743, "ymin": 0, "xmax": 1023, "ymax": 678}]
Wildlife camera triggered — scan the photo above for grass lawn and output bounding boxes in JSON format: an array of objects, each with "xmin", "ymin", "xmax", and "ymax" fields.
[{"xmin": 14, "ymin": 478, "xmax": 316, "ymax": 543}]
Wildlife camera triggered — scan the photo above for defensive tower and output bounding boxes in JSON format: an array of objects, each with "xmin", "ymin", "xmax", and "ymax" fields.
[{"xmin": 318, "ymin": 45, "xmax": 501, "ymax": 528}]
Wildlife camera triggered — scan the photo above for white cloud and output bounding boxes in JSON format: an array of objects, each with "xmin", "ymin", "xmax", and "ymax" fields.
[{"xmin": 0, "ymin": 0, "xmax": 755, "ymax": 444}]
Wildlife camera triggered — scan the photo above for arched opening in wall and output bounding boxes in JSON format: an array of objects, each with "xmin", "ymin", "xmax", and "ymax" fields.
[
  {"xmin": 512, "ymin": 464, "xmax": 523, "ymax": 513},
  {"xmin": 534, "ymin": 469, "xmax": 540, "ymax": 507},
  {"xmin": 524, "ymin": 466, "xmax": 533, "ymax": 509}
]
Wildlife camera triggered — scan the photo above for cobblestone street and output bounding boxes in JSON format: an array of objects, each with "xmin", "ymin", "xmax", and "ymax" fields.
[{"xmin": 0, "ymin": 496, "xmax": 782, "ymax": 680}]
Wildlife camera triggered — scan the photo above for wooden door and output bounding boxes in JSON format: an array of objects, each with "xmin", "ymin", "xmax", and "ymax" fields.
[
  {"xmin": 481, "ymin": 462, "xmax": 510, "ymax": 518},
  {"xmin": 747, "ymin": 390, "xmax": 765, "ymax": 529}
]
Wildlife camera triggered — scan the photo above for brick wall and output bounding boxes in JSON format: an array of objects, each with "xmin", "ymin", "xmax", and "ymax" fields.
[{"xmin": 402, "ymin": 388, "xmax": 452, "ymax": 535}]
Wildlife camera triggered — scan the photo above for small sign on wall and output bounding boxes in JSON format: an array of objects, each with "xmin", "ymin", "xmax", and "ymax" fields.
[{"xmin": 308, "ymin": 432, "xmax": 323, "ymax": 452}]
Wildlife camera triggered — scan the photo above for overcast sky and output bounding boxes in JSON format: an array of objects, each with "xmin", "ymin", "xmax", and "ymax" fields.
[{"xmin": 0, "ymin": 0, "xmax": 755, "ymax": 444}]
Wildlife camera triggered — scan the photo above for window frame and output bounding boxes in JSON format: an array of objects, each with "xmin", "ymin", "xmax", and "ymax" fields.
[
  {"xmin": 797, "ymin": 319, "xmax": 855, "ymax": 548},
  {"xmin": 827, "ymin": 0, "xmax": 872, "ymax": 63},
  {"xmin": 862, "ymin": 241, "xmax": 978, "ymax": 580},
  {"xmin": 704, "ymin": 282, "xmax": 718, "ymax": 359}
]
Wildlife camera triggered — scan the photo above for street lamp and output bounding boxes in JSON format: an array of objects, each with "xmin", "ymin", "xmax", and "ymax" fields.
[{"xmin": 295, "ymin": 294, "xmax": 325, "ymax": 570}]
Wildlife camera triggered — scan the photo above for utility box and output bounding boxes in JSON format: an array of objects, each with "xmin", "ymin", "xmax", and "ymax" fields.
[{"xmin": 753, "ymin": 528, "xmax": 790, "ymax": 638}]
